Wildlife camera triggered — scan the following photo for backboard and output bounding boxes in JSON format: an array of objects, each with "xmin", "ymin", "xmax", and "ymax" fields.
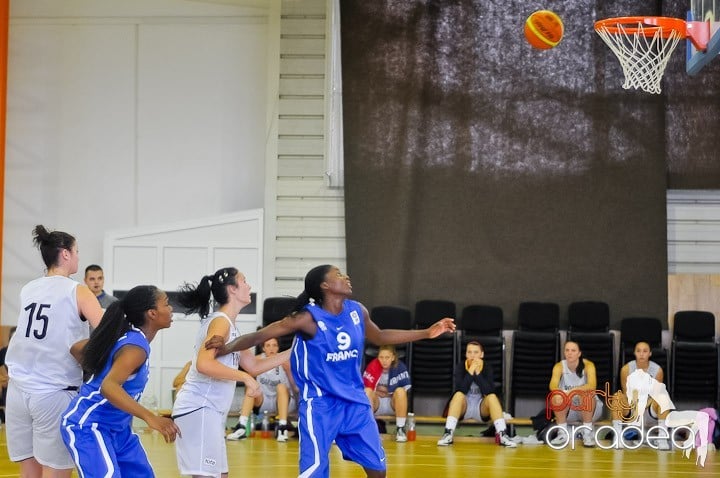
[{"xmin": 687, "ymin": 0, "xmax": 720, "ymax": 74}]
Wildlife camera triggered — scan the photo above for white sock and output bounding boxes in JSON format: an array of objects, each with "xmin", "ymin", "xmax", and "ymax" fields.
[
  {"xmin": 612, "ymin": 419, "xmax": 622, "ymax": 434},
  {"xmin": 396, "ymin": 417, "xmax": 406, "ymax": 428},
  {"xmin": 445, "ymin": 416, "xmax": 458, "ymax": 431},
  {"xmin": 583, "ymin": 422, "xmax": 593, "ymax": 436},
  {"xmin": 493, "ymin": 418, "xmax": 507, "ymax": 434},
  {"xmin": 239, "ymin": 415, "xmax": 248, "ymax": 426},
  {"xmin": 278, "ymin": 419, "xmax": 287, "ymax": 426}
]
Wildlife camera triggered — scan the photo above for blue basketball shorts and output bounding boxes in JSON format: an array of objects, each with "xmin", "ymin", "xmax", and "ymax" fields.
[
  {"xmin": 61, "ymin": 422, "xmax": 154, "ymax": 478},
  {"xmin": 298, "ymin": 396, "xmax": 386, "ymax": 478}
]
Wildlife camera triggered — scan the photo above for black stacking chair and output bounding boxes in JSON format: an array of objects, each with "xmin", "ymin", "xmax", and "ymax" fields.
[
  {"xmin": 409, "ymin": 300, "xmax": 457, "ymax": 401},
  {"xmin": 566, "ymin": 301, "xmax": 615, "ymax": 393},
  {"xmin": 509, "ymin": 302, "xmax": 561, "ymax": 415},
  {"xmin": 670, "ymin": 310, "xmax": 718, "ymax": 406},
  {"xmin": 364, "ymin": 305, "xmax": 412, "ymax": 366},
  {"xmin": 619, "ymin": 317, "xmax": 667, "ymax": 387},
  {"xmin": 458, "ymin": 305, "xmax": 505, "ymax": 399},
  {"xmin": 261, "ymin": 296, "xmax": 296, "ymax": 352}
]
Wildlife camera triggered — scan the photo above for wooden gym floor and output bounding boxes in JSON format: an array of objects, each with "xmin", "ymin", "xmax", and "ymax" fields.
[{"xmin": 0, "ymin": 427, "xmax": 716, "ymax": 477}]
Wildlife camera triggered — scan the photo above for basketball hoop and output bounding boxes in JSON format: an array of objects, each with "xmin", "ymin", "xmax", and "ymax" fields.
[{"xmin": 595, "ymin": 16, "xmax": 710, "ymax": 94}]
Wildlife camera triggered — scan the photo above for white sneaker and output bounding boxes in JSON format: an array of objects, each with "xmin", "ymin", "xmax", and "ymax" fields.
[
  {"xmin": 226, "ymin": 427, "xmax": 247, "ymax": 441},
  {"xmin": 497, "ymin": 432, "xmax": 517, "ymax": 448},
  {"xmin": 276, "ymin": 429, "xmax": 288, "ymax": 442},
  {"xmin": 437, "ymin": 430, "xmax": 454, "ymax": 446},
  {"xmin": 396, "ymin": 427, "xmax": 407, "ymax": 443},
  {"xmin": 522, "ymin": 434, "xmax": 543, "ymax": 445},
  {"xmin": 582, "ymin": 431, "xmax": 595, "ymax": 448},
  {"xmin": 549, "ymin": 432, "xmax": 568, "ymax": 446}
]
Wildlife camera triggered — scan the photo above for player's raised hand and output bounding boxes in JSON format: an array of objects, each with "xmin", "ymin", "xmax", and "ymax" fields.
[{"xmin": 426, "ymin": 317, "xmax": 456, "ymax": 339}]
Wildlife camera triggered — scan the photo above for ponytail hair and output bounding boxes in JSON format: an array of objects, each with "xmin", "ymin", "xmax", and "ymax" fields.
[
  {"xmin": 177, "ymin": 267, "xmax": 239, "ymax": 318},
  {"xmin": 576, "ymin": 354, "xmax": 585, "ymax": 378},
  {"xmin": 83, "ymin": 285, "xmax": 161, "ymax": 375},
  {"xmin": 32, "ymin": 225, "xmax": 76, "ymax": 268},
  {"xmin": 292, "ymin": 264, "xmax": 332, "ymax": 314}
]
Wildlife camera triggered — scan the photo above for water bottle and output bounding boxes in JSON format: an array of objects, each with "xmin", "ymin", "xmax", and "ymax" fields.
[
  {"xmin": 261, "ymin": 411, "xmax": 270, "ymax": 438},
  {"xmin": 246, "ymin": 414, "xmax": 254, "ymax": 438},
  {"xmin": 407, "ymin": 412, "xmax": 416, "ymax": 441}
]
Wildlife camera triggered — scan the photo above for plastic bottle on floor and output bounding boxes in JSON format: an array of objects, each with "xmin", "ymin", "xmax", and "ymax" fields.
[
  {"xmin": 261, "ymin": 411, "xmax": 270, "ymax": 438},
  {"xmin": 407, "ymin": 413, "xmax": 416, "ymax": 441}
]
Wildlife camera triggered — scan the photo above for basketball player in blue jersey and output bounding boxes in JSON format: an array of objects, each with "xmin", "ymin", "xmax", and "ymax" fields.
[
  {"xmin": 61, "ymin": 285, "xmax": 180, "ymax": 478},
  {"xmin": 206, "ymin": 264, "xmax": 455, "ymax": 478}
]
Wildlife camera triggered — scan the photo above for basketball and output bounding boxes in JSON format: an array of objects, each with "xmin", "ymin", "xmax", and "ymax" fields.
[{"xmin": 524, "ymin": 10, "xmax": 564, "ymax": 49}]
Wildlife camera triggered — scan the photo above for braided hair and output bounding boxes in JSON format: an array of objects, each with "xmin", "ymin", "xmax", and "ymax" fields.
[
  {"xmin": 83, "ymin": 285, "xmax": 161, "ymax": 375},
  {"xmin": 292, "ymin": 264, "xmax": 332, "ymax": 314}
]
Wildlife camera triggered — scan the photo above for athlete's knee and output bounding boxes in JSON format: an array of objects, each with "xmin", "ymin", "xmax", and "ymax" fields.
[
  {"xmin": 450, "ymin": 391, "xmax": 466, "ymax": 405},
  {"xmin": 484, "ymin": 393, "xmax": 501, "ymax": 405},
  {"xmin": 365, "ymin": 468, "xmax": 386, "ymax": 478}
]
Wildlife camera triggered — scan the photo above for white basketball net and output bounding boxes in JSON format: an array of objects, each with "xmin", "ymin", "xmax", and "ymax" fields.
[{"xmin": 596, "ymin": 22, "xmax": 682, "ymax": 94}]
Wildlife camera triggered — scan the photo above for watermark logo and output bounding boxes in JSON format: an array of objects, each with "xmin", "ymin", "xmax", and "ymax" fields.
[
  {"xmin": 544, "ymin": 383, "xmax": 696, "ymax": 450},
  {"xmin": 544, "ymin": 420, "xmax": 694, "ymax": 450}
]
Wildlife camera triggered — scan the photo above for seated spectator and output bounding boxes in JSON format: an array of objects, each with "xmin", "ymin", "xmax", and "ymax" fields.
[
  {"xmin": 437, "ymin": 341, "xmax": 516, "ymax": 447},
  {"xmin": 611, "ymin": 341, "xmax": 670, "ymax": 449},
  {"xmin": 363, "ymin": 345, "xmax": 411, "ymax": 442},
  {"xmin": 548, "ymin": 340, "xmax": 603, "ymax": 448},
  {"xmin": 227, "ymin": 337, "xmax": 298, "ymax": 442}
]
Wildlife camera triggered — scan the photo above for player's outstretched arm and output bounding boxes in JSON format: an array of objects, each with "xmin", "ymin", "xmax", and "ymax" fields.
[
  {"xmin": 206, "ymin": 311, "xmax": 315, "ymax": 355},
  {"xmin": 363, "ymin": 304, "xmax": 455, "ymax": 346},
  {"xmin": 238, "ymin": 348, "xmax": 292, "ymax": 376}
]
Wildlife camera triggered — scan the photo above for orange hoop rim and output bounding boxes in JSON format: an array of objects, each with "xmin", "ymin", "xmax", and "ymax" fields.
[{"xmin": 594, "ymin": 16, "xmax": 687, "ymax": 38}]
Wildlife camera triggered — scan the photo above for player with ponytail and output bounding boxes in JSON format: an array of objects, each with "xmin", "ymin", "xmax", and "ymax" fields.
[
  {"xmin": 61, "ymin": 285, "xmax": 180, "ymax": 477},
  {"xmin": 5, "ymin": 225, "xmax": 104, "ymax": 478}
]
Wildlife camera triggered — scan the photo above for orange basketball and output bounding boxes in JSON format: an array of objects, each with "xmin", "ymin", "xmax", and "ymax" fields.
[{"xmin": 524, "ymin": 10, "xmax": 564, "ymax": 49}]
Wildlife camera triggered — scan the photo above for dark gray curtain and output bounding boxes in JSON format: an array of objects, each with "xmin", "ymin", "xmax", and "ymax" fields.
[{"xmin": 341, "ymin": 1, "xmax": 719, "ymax": 328}]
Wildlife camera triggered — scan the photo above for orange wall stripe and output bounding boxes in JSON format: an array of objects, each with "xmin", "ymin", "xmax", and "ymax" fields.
[{"xmin": 0, "ymin": 0, "xmax": 8, "ymax": 326}]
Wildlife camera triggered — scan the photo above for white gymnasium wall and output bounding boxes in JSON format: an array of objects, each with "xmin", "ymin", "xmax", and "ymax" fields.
[
  {"xmin": 3, "ymin": 0, "xmax": 280, "ymax": 324},
  {"xmin": 104, "ymin": 210, "xmax": 264, "ymax": 409}
]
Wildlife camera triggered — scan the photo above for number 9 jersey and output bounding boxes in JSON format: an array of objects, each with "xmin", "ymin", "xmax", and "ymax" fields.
[
  {"xmin": 291, "ymin": 299, "xmax": 367, "ymax": 404},
  {"xmin": 6, "ymin": 276, "xmax": 89, "ymax": 393}
]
